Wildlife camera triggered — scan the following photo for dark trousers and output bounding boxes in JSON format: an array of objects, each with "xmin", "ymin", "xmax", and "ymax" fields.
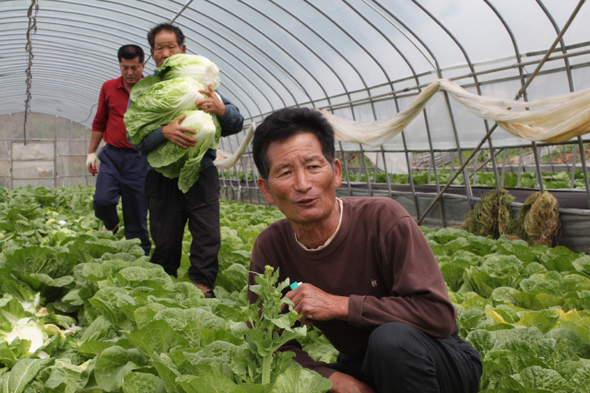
[
  {"xmin": 329, "ymin": 322, "xmax": 482, "ymax": 393},
  {"xmin": 145, "ymin": 166, "xmax": 220, "ymax": 287},
  {"xmin": 94, "ymin": 144, "xmax": 150, "ymax": 255}
]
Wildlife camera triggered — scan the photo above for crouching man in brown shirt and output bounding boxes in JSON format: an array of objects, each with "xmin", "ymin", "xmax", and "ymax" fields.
[{"xmin": 247, "ymin": 107, "xmax": 482, "ymax": 393}]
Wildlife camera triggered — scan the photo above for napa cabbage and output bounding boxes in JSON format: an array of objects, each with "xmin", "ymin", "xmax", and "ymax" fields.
[
  {"xmin": 148, "ymin": 111, "xmax": 218, "ymax": 193},
  {"xmin": 0, "ymin": 296, "xmax": 52, "ymax": 355},
  {"xmin": 124, "ymin": 54, "xmax": 223, "ymax": 192},
  {"xmin": 2, "ymin": 317, "xmax": 48, "ymax": 353},
  {"xmin": 125, "ymin": 76, "xmax": 208, "ymax": 145},
  {"xmin": 157, "ymin": 54, "xmax": 220, "ymax": 89}
]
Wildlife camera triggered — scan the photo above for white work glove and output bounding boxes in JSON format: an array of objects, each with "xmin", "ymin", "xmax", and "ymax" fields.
[{"xmin": 86, "ymin": 153, "xmax": 100, "ymax": 176}]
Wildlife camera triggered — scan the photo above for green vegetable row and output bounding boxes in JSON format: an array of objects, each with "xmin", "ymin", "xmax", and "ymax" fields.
[
  {"xmin": 424, "ymin": 227, "xmax": 590, "ymax": 392},
  {"xmin": 222, "ymin": 169, "xmax": 589, "ymax": 190},
  {"xmin": 0, "ymin": 186, "xmax": 333, "ymax": 392},
  {"xmin": 2, "ymin": 185, "xmax": 589, "ymax": 392}
]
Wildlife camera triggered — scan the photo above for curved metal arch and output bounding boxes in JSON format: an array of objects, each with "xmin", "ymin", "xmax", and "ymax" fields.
[
  {"xmin": 315, "ymin": 0, "xmax": 421, "ymax": 198},
  {"xmin": 28, "ymin": 80, "xmax": 102, "ymax": 105},
  {"xmin": 303, "ymin": 1, "xmax": 421, "ymax": 198},
  {"xmin": 537, "ymin": 1, "xmax": 575, "ymax": 90},
  {"xmin": 4, "ymin": 101, "xmax": 90, "ymax": 125},
  {"xmin": 377, "ymin": 2, "xmax": 474, "ymax": 204},
  {"xmin": 34, "ymin": 0, "xmax": 181, "ymax": 64},
  {"xmin": 303, "ymin": 0, "xmax": 389, "ymax": 197},
  {"xmin": 21, "ymin": 15, "xmax": 149, "ymax": 52},
  {"xmin": 260, "ymin": 0, "xmax": 373, "ymax": 194},
  {"xmin": 348, "ymin": 0, "xmax": 461, "ymax": 212},
  {"xmin": 21, "ymin": 46, "xmax": 123, "ymax": 74},
  {"xmin": 0, "ymin": 57, "xmax": 118, "ymax": 98},
  {"xmin": 0, "ymin": 16, "xmax": 28, "ymax": 27},
  {"xmin": 264, "ymin": 0, "xmax": 361, "ymax": 117},
  {"xmin": 198, "ymin": 0, "xmax": 318, "ymax": 107},
  {"xmin": 6, "ymin": 44, "xmax": 120, "ymax": 73},
  {"xmin": 192, "ymin": 37, "xmax": 289, "ymax": 113},
  {"xmin": 175, "ymin": 35, "xmax": 264, "ymax": 121},
  {"xmin": 241, "ymin": 0, "xmax": 352, "ymax": 107},
  {"xmin": 367, "ymin": 2, "xmax": 458, "ymax": 206},
  {"xmin": 236, "ymin": 0, "xmax": 338, "ymax": 106},
  {"xmin": 26, "ymin": 10, "xmax": 262, "ymax": 120},
  {"xmin": 536, "ymin": 0, "xmax": 590, "ymax": 205},
  {"xmin": 299, "ymin": 1, "xmax": 373, "ymax": 100},
  {"xmin": 317, "ymin": 1, "xmax": 398, "ymax": 83},
  {"xmin": 411, "ymin": 0, "xmax": 504, "ymax": 194},
  {"xmin": 188, "ymin": 1, "xmax": 308, "ymax": 108},
  {"xmin": 28, "ymin": 100, "xmax": 97, "ymax": 118},
  {"xmin": 50, "ymin": 0, "xmax": 181, "ymax": 23},
  {"xmin": 28, "ymin": 6, "xmax": 263, "ymax": 121},
  {"xmin": 483, "ymin": 2, "xmax": 527, "ymax": 86},
  {"xmin": 303, "ymin": 1, "xmax": 386, "ymax": 116},
  {"xmin": 9, "ymin": 29, "xmax": 141, "ymax": 74},
  {"xmin": 25, "ymin": 26, "xmax": 142, "ymax": 51},
  {"xmin": 241, "ymin": 0, "xmax": 357, "ymax": 197},
  {"xmin": 160, "ymin": 9, "xmax": 307, "ymax": 119},
  {"xmin": 172, "ymin": 6, "xmax": 300, "ymax": 120},
  {"xmin": 174, "ymin": 11, "xmax": 287, "ymax": 117},
  {"xmin": 0, "ymin": 83, "xmax": 103, "ymax": 124},
  {"xmin": 483, "ymin": 0, "xmax": 533, "ymax": 194},
  {"xmin": 2, "ymin": 74, "xmax": 105, "ymax": 104}
]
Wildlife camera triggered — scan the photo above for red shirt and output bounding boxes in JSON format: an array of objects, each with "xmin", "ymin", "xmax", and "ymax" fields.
[{"xmin": 92, "ymin": 76, "xmax": 136, "ymax": 149}]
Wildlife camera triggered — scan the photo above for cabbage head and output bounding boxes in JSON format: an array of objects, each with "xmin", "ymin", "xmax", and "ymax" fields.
[
  {"xmin": 157, "ymin": 54, "xmax": 220, "ymax": 89},
  {"xmin": 125, "ymin": 76, "xmax": 207, "ymax": 145},
  {"xmin": 124, "ymin": 53, "xmax": 224, "ymax": 193},
  {"xmin": 148, "ymin": 111, "xmax": 219, "ymax": 193}
]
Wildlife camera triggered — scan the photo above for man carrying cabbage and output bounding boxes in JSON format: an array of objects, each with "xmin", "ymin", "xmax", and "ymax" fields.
[{"xmin": 125, "ymin": 23, "xmax": 244, "ymax": 298}]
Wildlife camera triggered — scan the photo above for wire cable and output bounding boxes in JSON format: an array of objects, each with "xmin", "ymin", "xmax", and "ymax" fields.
[{"xmin": 23, "ymin": 0, "xmax": 39, "ymax": 145}]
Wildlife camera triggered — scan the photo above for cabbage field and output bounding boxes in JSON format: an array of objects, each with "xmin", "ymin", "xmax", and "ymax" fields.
[{"xmin": 1, "ymin": 186, "xmax": 590, "ymax": 392}]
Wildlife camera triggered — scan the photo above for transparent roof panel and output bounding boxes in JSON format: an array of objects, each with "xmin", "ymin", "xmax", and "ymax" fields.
[{"xmin": 1, "ymin": 0, "xmax": 589, "ymax": 151}]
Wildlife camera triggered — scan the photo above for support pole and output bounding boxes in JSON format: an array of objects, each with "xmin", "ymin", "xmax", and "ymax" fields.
[{"xmin": 417, "ymin": 0, "xmax": 586, "ymax": 225}]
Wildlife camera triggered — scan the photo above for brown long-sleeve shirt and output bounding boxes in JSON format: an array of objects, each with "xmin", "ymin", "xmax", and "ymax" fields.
[{"xmin": 247, "ymin": 196, "xmax": 456, "ymax": 378}]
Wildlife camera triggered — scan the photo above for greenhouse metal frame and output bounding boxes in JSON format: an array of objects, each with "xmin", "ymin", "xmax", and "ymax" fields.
[{"xmin": 2, "ymin": 0, "xmax": 590, "ymax": 251}]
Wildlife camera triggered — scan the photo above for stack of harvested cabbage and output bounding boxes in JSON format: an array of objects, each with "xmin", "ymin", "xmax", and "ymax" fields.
[{"xmin": 124, "ymin": 54, "xmax": 222, "ymax": 193}]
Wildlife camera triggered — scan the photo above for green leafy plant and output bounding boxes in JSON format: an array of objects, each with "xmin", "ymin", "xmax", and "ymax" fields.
[
  {"xmin": 233, "ymin": 266, "xmax": 307, "ymax": 385},
  {"xmin": 4, "ymin": 185, "xmax": 590, "ymax": 392},
  {"xmin": 124, "ymin": 54, "xmax": 223, "ymax": 193}
]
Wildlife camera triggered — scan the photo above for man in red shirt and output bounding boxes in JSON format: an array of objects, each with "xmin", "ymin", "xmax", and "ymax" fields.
[{"xmin": 87, "ymin": 44, "xmax": 151, "ymax": 255}]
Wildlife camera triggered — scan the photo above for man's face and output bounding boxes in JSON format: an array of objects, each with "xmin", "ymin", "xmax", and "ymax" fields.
[
  {"xmin": 151, "ymin": 29, "xmax": 186, "ymax": 68},
  {"xmin": 258, "ymin": 133, "xmax": 342, "ymax": 227},
  {"xmin": 119, "ymin": 57, "xmax": 144, "ymax": 86}
]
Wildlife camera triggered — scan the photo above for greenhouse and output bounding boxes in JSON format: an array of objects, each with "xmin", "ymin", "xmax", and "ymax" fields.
[{"xmin": 2, "ymin": 1, "xmax": 590, "ymax": 392}]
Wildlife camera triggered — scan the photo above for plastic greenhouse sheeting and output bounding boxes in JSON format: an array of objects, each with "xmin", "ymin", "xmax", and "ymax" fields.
[{"xmin": 1, "ymin": 0, "xmax": 590, "ymax": 154}]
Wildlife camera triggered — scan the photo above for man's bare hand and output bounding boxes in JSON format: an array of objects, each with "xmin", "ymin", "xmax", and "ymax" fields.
[
  {"xmin": 286, "ymin": 283, "xmax": 349, "ymax": 325},
  {"xmin": 197, "ymin": 84, "xmax": 226, "ymax": 117},
  {"xmin": 328, "ymin": 372, "xmax": 375, "ymax": 393},
  {"xmin": 162, "ymin": 115, "xmax": 197, "ymax": 148}
]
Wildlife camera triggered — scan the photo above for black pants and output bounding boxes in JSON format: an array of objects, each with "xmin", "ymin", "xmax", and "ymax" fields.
[
  {"xmin": 145, "ymin": 166, "xmax": 220, "ymax": 287},
  {"xmin": 93, "ymin": 144, "xmax": 150, "ymax": 255},
  {"xmin": 329, "ymin": 322, "xmax": 482, "ymax": 393}
]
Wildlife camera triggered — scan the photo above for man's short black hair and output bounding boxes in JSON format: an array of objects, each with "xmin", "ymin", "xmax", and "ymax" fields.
[
  {"xmin": 252, "ymin": 107, "xmax": 336, "ymax": 180},
  {"xmin": 118, "ymin": 44, "xmax": 144, "ymax": 63},
  {"xmin": 147, "ymin": 23, "xmax": 185, "ymax": 49}
]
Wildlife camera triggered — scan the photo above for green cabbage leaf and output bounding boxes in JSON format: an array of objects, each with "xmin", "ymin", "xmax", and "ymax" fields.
[
  {"xmin": 147, "ymin": 111, "xmax": 218, "ymax": 193},
  {"xmin": 124, "ymin": 53, "xmax": 223, "ymax": 193},
  {"xmin": 125, "ymin": 76, "xmax": 207, "ymax": 145},
  {"xmin": 157, "ymin": 54, "xmax": 220, "ymax": 89}
]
